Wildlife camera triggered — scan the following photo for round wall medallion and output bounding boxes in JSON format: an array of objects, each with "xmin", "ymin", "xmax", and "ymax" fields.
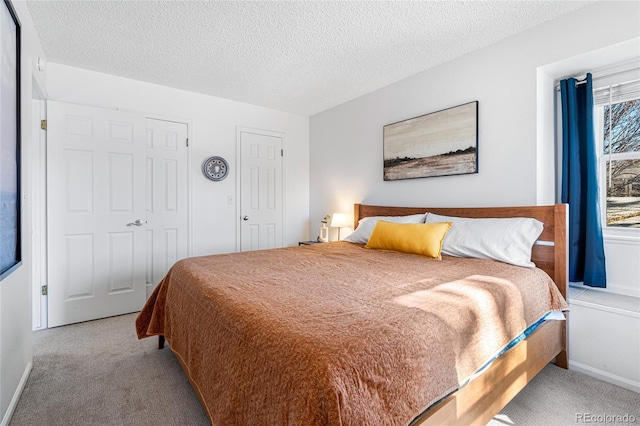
[{"xmin": 202, "ymin": 156, "xmax": 229, "ymax": 181}]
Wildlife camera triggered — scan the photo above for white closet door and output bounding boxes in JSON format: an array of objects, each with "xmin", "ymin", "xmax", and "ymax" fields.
[
  {"xmin": 47, "ymin": 101, "xmax": 146, "ymax": 327},
  {"xmin": 144, "ymin": 118, "xmax": 189, "ymax": 298}
]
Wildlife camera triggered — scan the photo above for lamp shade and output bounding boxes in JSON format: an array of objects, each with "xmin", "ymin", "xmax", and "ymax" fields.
[{"xmin": 330, "ymin": 213, "xmax": 350, "ymax": 228}]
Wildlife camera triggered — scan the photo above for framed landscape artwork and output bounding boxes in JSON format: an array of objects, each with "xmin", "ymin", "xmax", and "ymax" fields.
[
  {"xmin": 0, "ymin": 0, "xmax": 21, "ymax": 280},
  {"xmin": 383, "ymin": 101, "xmax": 478, "ymax": 181}
]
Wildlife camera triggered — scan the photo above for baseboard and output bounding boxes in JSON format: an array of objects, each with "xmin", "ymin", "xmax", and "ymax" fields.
[
  {"xmin": 569, "ymin": 360, "xmax": 640, "ymax": 393},
  {"xmin": 0, "ymin": 361, "xmax": 32, "ymax": 426}
]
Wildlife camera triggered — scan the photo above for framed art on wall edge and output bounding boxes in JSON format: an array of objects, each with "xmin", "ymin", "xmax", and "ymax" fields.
[{"xmin": 0, "ymin": 0, "xmax": 21, "ymax": 280}]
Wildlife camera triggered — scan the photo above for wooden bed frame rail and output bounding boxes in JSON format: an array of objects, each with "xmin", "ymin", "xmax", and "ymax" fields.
[{"xmin": 412, "ymin": 319, "xmax": 566, "ymax": 426}]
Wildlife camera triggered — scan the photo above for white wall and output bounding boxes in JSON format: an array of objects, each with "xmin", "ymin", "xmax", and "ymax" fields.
[
  {"xmin": 0, "ymin": 1, "xmax": 47, "ymax": 424},
  {"xmin": 309, "ymin": 1, "xmax": 640, "ymax": 243},
  {"xmin": 569, "ymin": 299, "xmax": 640, "ymax": 393},
  {"xmin": 46, "ymin": 64, "xmax": 310, "ymax": 255}
]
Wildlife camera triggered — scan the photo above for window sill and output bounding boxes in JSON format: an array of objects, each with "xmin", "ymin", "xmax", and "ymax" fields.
[{"xmin": 568, "ymin": 285, "xmax": 640, "ymax": 317}]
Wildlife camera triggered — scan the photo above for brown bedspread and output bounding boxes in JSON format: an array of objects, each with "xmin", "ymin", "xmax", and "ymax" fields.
[{"xmin": 136, "ymin": 242, "xmax": 567, "ymax": 425}]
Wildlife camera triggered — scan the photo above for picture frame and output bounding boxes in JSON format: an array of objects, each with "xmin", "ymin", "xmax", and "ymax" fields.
[
  {"xmin": 0, "ymin": 0, "xmax": 21, "ymax": 280},
  {"xmin": 383, "ymin": 101, "xmax": 478, "ymax": 181}
]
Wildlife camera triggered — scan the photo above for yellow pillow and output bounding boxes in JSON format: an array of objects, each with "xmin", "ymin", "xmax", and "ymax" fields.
[{"xmin": 366, "ymin": 221, "xmax": 452, "ymax": 259}]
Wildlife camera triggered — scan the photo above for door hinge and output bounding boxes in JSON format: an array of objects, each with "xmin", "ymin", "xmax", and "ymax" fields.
[
  {"xmin": 186, "ymin": 138, "xmax": 189, "ymax": 147},
  {"xmin": 281, "ymin": 149, "xmax": 284, "ymax": 157},
  {"xmin": 40, "ymin": 119, "xmax": 47, "ymax": 130},
  {"xmin": 41, "ymin": 285, "xmax": 48, "ymax": 296}
]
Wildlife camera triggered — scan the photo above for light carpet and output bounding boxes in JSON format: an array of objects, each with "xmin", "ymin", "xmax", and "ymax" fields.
[{"xmin": 9, "ymin": 313, "xmax": 640, "ymax": 425}]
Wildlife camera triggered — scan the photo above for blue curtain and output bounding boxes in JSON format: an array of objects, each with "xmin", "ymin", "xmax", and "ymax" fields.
[{"xmin": 560, "ymin": 73, "xmax": 606, "ymax": 287}]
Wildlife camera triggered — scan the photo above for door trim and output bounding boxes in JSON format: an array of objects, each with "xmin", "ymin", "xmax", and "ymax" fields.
[
  {"xmin": 235, "ymin": 126, "xmax": 286, "ymax": 252},
  {"xmin": 31, "ymin": 74, "xmax": 47, "ymax": 331}
]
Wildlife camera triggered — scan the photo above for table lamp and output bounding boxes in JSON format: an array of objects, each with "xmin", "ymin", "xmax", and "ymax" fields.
[{"xmin": 330, "ymin": 213, "xmax": 350, "ymax": 241}]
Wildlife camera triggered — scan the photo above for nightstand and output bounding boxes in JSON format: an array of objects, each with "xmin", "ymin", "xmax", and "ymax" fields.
[{"xmin": 298, "ymin": 240, "xmax": 324, "ymax": 246}]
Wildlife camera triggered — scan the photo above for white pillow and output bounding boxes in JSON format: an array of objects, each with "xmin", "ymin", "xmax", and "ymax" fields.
[
  {"xmin": 425, "ymin": 213, "xmax": 544, "ymax": 267},
  {"xmin": 344, "ymin": 213, "xmax": 426, "ymax": 244}
]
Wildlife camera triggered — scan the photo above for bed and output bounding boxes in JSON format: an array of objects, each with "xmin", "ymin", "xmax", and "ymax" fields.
[{"xmin": 136, "ymin": 203, "xmax": 569, "ymax": 425}]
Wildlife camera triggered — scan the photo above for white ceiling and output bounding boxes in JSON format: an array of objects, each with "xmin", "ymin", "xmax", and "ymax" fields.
[{"xmin": 27, "ymin": 1, "xmax": 593, "ymax": 116}]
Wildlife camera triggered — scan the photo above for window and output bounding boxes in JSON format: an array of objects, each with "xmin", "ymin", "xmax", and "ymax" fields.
[{"xmin": 594, "ymin": 80, "xmax": 640, "ymax": 229}]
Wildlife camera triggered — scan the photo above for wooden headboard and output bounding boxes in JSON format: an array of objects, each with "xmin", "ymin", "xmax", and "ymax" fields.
[{"xmin": 354, "ymin": 203, "xmax": 568, "ymax": 299}]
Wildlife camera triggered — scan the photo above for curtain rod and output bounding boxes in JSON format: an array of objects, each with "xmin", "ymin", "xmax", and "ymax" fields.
[{"xmin": 554, "ymin": 66, "xmax": 639, "ymax": 91}]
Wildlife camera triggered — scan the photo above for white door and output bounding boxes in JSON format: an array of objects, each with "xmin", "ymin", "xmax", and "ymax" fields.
[
  {"xmin": 144, "ymin": 118, "xmax": 189, "ymax": 297},
  {"xmin": 47, "ymin": 105, "xmax": 191, "ymax": 327},
  {"xmin": 239, "ymin": 130, "xmax": 284, "ymax": 251},
  {"xmin": 47, "ymin": 101, "xmax": 147, "ymax": 327}
]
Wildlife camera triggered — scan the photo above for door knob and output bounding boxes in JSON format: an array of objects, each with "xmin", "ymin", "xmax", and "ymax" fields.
[
  {"xmin": 126, "ymin": 219, "xmax": 145, "ymax": 227},
  {"xmin": 243, "ymin": 216, "xmax": 249, "ymax": 221}
]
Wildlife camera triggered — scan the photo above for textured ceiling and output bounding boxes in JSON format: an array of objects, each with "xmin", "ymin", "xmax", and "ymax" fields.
[{"xmin": 27, "ymin": 1, "xmax": 593, "ymax": 116}]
